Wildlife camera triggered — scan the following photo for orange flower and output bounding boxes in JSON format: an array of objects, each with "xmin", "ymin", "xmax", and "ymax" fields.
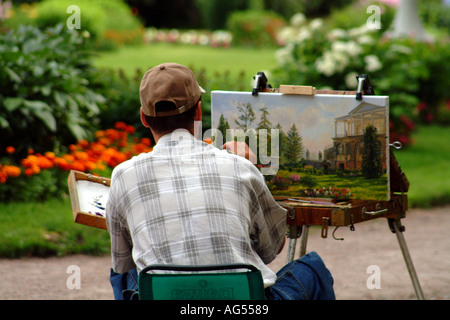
[
  {"xmin": 73, "ymin": 151, "xmax": 88, "ymax": 161},
  {"xmin": 44, "ymin": 152, "xmax": 55, "ymax": 159},
  {"xmin": 6, "ymin": 146, "xmax": 15, "ymax": 154},
  {"xmin": 114, "ymin": 122, "xmax": 127, "ymax": 130},
  {"xmin": 31, "ymin": 164, "xmax": 40, "ymax": 174},
  {"xmin": 54, "ymin": 157, "xmax": 71, "ymax": 171},
  {"xmin": 104, "ymin": 128, "xmax": 121, "ymax": 141},
  {"xmin": 0, "ymin": 172, "xmax": 7, "ymax": 183},
  {"xmin": 78, "ymin": 139, "xmax": 90, "ymax": 149},
  {"xmin": 141, "ymin": 138, "xmax": 152, "ymax": 147},
  {"xmin": 69, "ymin": 144, "xmax": 77, "ymax": 152},
  {"xmin": 5, "ymin": 165, "xmax": 21, "ymax": 177},
  {"xmin": 37, "ymin": 155, "xmax": 53, "ymax": 169},
  {"xmin": 95, "ymin": 130, "xmax": 105, "ymax": 139},
  {"xmin": 63, "ymin": 154, "xmax": 75, "ymax": 162},
  {"xmin": 98, "ymin": 137, "xmax": 111, "ymax": 146},
  {"xmin": 203, "ymin": 137, "xmax": 212, "ymax": 144},
  {"xmin": 21, "ymin": 155, "xmax": 38, "ymax": 167},
  {"xmin": 84, "ymin": 161, "xmax": 97, "ymax": 171},
  {"xmin": 71, "ymin": 161, "xmax": 85, "ymax": 172},
  {"xmin": 125, "ymin": 125, "xmax": 136, "ymax": 134}
]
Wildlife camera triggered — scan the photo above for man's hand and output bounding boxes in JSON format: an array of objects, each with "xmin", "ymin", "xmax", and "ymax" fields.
[{"xmin": 223, "ymin": 141, "xmax": 257, "ymax": 164}]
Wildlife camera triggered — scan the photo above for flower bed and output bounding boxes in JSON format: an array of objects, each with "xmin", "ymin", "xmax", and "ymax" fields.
[
  {"xmin": 0, "ymin": 122, "xmax": 152, "ymax": 202},
  {"xmin": 143, "ymin": 27, "xmax": 232, "ymax": 48}
]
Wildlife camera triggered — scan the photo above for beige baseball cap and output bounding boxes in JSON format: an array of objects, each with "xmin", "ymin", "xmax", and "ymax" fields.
[{"xmin": 139, "ymin": 63, "xmax": 205, "ymax": 117}]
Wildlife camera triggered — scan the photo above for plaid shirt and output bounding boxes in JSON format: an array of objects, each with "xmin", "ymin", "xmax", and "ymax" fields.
[{"xmin": 106, "ymin": 129, "xmax": 286, "ymax": 287}]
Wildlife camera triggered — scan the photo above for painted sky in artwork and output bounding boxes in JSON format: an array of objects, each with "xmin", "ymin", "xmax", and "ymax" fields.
[{"xmin": 211, "ymin": 91, "xmax": 389, "ymax": 159}]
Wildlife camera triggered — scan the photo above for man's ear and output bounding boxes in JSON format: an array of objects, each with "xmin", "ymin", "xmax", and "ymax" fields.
[
  {"xmin": 140, "ymin": 108, "xmax": 150, "ymax": 128},
  {"xmin": 194, "ymin": 101, "xmax": 202, "ymax": 121}
]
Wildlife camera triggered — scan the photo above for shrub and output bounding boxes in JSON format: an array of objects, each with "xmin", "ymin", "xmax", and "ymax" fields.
[
  {"xmin": 35, "ymin": 0, "xmax": 106, "ymax": 40},
  {"xmin": 227, "ymin": 9, "xmax": 286, "ymax": 47},
  {"xmin": 271, "ymin": 175, "xmax": 291, "ymax": 190},
  {"xmin": 195, "ymin": 0, "xmax": 249, "ymax": 30},
  {"xmin": 34, "ymin": 0, "xmax": 143, "ymax": 49},
  {"xmin": 300, "ymin": 175, "xmax": 318, "ymax": 189},
  {"xmin": 289, "ymin": 174, "xmax": 301, "ymax": 183},
  {"xmin": 362, "ymin": 125, "xmax": 382, "ymax": 179},
  {"xmin": 91, "ymin": 68, "xmax": 145, "ymax": 138},
  {"xmin": 0, "ymin": 24, "xmax": 105, "ymax": 160}
]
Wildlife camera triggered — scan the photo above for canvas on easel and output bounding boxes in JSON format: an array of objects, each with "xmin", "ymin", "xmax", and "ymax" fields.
[{"xmin": 211, "ymin": 90, "xmax": 390, "ymax": 201}]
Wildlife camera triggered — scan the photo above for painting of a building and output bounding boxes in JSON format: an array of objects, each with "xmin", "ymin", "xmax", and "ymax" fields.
[
  {"xmin": 211, "ymin": 90, "xmax": 390, "ymax": 201},
  {"xmin": 324, "ymin": 102, "xmax": 387, "ymax": 171}
]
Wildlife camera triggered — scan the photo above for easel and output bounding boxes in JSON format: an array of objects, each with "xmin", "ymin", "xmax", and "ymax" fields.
[{"xmin": 253, "ymin": 73, "xmax": 425, "ymax": 300}]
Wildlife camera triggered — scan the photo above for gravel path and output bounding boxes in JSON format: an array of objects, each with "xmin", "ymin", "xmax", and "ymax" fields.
[{"xmin": 1, "ymin": 205, "xmax": 449, "ymax": 300}]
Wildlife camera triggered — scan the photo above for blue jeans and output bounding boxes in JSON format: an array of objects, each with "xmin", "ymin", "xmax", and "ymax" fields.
[
  {"xmin": 110, "ymin": 251, "xmax": 335, "ymax": 300},
  {"xmin": 265, "ymin": 251, "xmax": 336, "ymax": 300},
  {"xmin": 110, "ymin": 268, "xmax": 138, "ymax": 300}
]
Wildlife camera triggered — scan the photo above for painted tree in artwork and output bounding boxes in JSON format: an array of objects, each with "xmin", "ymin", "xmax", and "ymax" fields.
[
  {"xmin": 275, "ymin": 123, "xmax": 288, "ymax": 163},
  {"xmin": 285, "ymin": 123, "xmax": 303, "ymax": 164},
  {"xmin": 257, "ymin": 106, "xmax": 272, "ymax": 130},
  {"xmin": 216, "ymin": 114, "xmax": 230, "ymax": 147},
  {"xmin": 362, "ymin": 124, "xmax": 382, "ymax": 179},
  {"xmin": 234, "ymin": 102, "xmax": 255, "ymax": 131},
  {"xmin": 257, "ymin": 106, "xmax": 273, "ymax": 157}
]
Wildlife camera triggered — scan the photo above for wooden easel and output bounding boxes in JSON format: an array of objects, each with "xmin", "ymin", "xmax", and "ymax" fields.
[{"xmin": 253, "ymin": 73, "xmax": 425, "ymax": 300}]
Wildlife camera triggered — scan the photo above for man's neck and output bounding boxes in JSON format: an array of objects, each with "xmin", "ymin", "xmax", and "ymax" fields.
[{"xmin": 151, "ymin": 128, "xmax": 195, "ymax": 144}]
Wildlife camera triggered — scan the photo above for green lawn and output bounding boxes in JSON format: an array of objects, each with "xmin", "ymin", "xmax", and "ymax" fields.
[
  {"xmin": 94, "ymin": 42, "xmax": 278, "ymax": 84},
  {"xmin": 271, "ymin": 170, "xmax": 389, "ymax": 201},
  {"xmin": 0, "ymin": 198, "xmax": 110, "ymax": 258},
  {"xmin": 394, "ymin": 125, "xmax": 450, "ymax": 208}
]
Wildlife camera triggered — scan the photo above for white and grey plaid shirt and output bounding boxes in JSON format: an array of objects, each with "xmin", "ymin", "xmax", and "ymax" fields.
[{"xmin": 106, "ymin": 129, "xmax": 286, "ymax": 287}]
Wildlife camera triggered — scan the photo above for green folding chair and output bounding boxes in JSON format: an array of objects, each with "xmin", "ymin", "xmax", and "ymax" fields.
[{"xmin": 138, "ymin": 263, "xmax": 266, "ymax": 300}]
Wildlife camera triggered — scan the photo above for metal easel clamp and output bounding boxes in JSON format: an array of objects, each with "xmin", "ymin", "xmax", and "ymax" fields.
[
  {"xmin": 362, "ymin": 203, "xmax": 388, "ymax": 219},
  {"xmin": 286, "ymin": 206, "xmax": 302, "ymax": 239},
  {"xmin": 252, "ymin": 71, "xmax": 272, "ymax": 96},
  {"xmin": 355, "ymin": 74, "xmax": 375, "ymax": 100},
  {"xmin": 321, "ymin": 217, "xmax": 329, "ymax": 238}
]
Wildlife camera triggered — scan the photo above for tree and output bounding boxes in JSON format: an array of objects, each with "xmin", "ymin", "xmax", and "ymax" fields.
[
  {"xmin": 285, "ymin": 123, "xmax": 303, "ymax": 164},
  {"xmin": 216, "ymin": 113, "xmax": 230, "ymax": 147},
  {"xmin": 257, "ymin": 106, "xmax": 273, "ymax": 157},
  {"xmin": 257, "ymin": 106, "xmax": 272, "ymax": 130},
  {"xmin": 362, "ymin": 124, "xmax": 382, "ymax": 179},
  {"xmin": 275, "ymin": 123, "xmax": 288, "ymax": 163},
  {"xmin": 234, "ymin": 102, "xmax": 255, "ymax": 131}
]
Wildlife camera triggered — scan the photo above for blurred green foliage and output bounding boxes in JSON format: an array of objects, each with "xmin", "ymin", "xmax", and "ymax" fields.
[
  {"xmin": 3, "ymin": 0, "xmax": 144, "ymax": 50},
  {"xmin": 0, "ymin": 24, "xmax": 104, "ymax": 160},
  {"xmin": 272, "ymin": 2, "xmax": 450, "ymax": 146},
  {"xmin": 227, "ymin": 9, "xmax": 286, "ymax": 47}
]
